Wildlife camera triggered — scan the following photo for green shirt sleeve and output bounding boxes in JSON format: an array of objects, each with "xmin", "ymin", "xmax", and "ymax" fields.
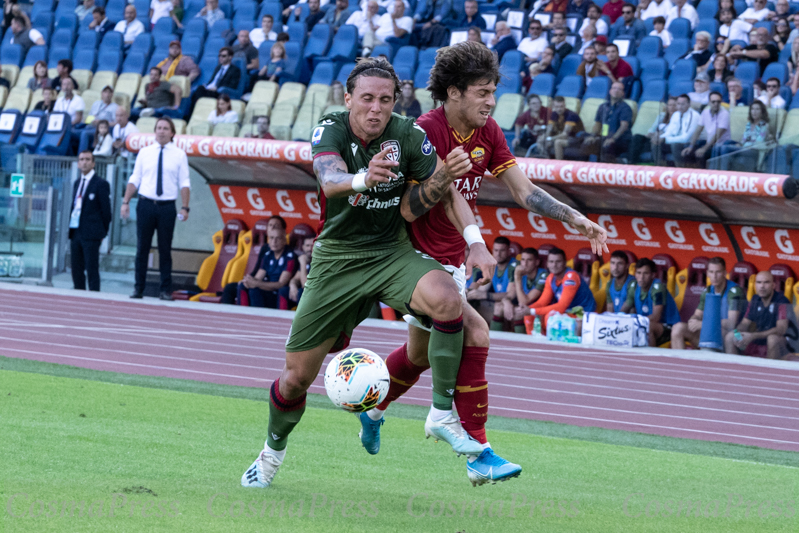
[
  {"xmin": 535, "ymin": 270, "xmax": 548, "ymax": 290},
  {"xmin": 651, "ymin": 281, "xmax": 667, "ymax": 307},
  {"xmin": 697, "ymin": 288, "xmax": 708, "ymax": 312},
  {"xmin": 624, "ymin": 280, "xmax": 637, "ymax": 309},
  {"xmin": 727, "ymin": 286, "xmax": 745, "ymax": 312},
  {"xmin": 406, "ymin": 122, "xmax": 438, "ymax": 182},
  {"xmin": 311, "ymin": 115, "xmax": 347, "ymax": 159}
]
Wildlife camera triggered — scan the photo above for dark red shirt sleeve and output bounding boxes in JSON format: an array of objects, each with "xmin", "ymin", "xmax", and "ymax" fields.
[{"xmin": 486, "ymin": 117, "xmax": 516, "ymax": 177}]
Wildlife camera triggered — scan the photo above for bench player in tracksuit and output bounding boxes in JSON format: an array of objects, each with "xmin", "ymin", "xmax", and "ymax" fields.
[
  {"xmin": 529, "ymin": 247, "xmax": 597, "ymax": 330},
  {"xmin": 621, "ymin": 258, "xmax": 681, "ymax": 346}
]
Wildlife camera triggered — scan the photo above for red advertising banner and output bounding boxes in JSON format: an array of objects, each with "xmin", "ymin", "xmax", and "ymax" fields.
[
  {"xmin": 209, "ymin": 184, "xmax": 321, "ymax": 233},
  {"xmin": 126, "ymin": 134, "xmax": 795, "ymax": 198},
  {"xmin": 730, "ymin": 225, "xmax": 799, "ymax": 271}
]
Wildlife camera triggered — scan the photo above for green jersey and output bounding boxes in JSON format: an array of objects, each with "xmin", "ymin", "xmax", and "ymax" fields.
[
  {"xmin": 697, "ymin": 280, "xmax": 745, "ymax": 315},
  {"xmin": 311, "ymin": 111, "xmax": 437, "ymax": 259}
]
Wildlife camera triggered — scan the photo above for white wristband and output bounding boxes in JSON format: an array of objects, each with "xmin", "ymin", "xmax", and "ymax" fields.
[
  {"xmin": 352, "ymin": 172, "xmax": 368, "ymax": 192},
  {"xmin": 463, "ymin": 225, "xmax": 484, "ymax": 247}
]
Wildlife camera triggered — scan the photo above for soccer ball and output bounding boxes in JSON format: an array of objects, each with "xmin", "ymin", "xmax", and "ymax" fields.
[{"xmin": 324, "ymin": 348, "xmax": 390, "ymax": 413}]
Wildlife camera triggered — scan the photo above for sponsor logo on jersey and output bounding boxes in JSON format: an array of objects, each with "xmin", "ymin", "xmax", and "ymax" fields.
[
  {"xmin": 421, "ymin": 135, "xmax": 433, "ymax": 156},
  {"xmin": 470, "ymin": 146, "xmax": 485, "ymax": 163},
  {"xmin": 320, "ymin": 119, "xmax": 335, "ymax": 125},
  {"xmin": 381, "ymin": 140, "xmax": 401, "ymax": 161},
  {"xmin": 311, "ymin": 126, "xmax": 324, "ymax": 145},
  {"xmin": 348, "ymin": 193, "xmax": 370, "ymax": 207},
  {"xmin": 564, "ymin": 279, "xmax": 576, "ymax": 286}
]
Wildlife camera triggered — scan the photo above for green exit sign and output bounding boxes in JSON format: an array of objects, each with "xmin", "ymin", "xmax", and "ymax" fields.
[{"xmin": 10, "ymin": 174, "xmax": 24, "ymax": 197}]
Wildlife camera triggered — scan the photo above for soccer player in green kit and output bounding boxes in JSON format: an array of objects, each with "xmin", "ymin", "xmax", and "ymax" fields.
[{"xmin": 242, "ymin": 57, "xmax": 497, "ymax": 488}]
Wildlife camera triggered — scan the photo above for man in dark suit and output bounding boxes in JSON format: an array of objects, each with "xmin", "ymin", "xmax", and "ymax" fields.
[
  {"xmin": 89, "ymin": 7, "xmax": 115, "ymax": 39},
  {"xmin": 490, "ymin": 21, "xmax": 517, "ymax": 62},
  {"xmin": 189, "ymin": 46, "xmax": 242, "ymax": 116},
  {"xmin": 70, "ymin": 151, "xmax": 112, "ymax": 291}
]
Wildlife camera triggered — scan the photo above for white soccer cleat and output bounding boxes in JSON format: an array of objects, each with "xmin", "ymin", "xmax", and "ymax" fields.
[
  {"xmin": 424, "ymin": 412, "xmax": 484, "ymax": 456},
  {"xmin": 241, "ymin": 450, "xmax": 283, "ymax": 488}
]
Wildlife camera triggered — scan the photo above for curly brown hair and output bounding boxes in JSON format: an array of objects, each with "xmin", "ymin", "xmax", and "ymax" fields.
[
  {"xmin": 427, "ymin": 41, "xmax": 500, "ymax": 103},
  {"xmin": 346, "ymin": 56, "xmax": 401, "ymax": 100}
]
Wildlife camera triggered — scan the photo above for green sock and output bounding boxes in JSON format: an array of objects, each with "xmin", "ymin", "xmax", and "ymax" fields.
[
  {"xmin": 514, "ymin": 324, "xmax": 526, "ymax": 334},
  {"xmin": 427, "ymin": 316, "xmax": 464, "ymax": 410},
  {"xmin": 490, "ymin": 316, "xmax": 505, "ymax": 331},
  {"xmin": 266, "ymin": 381, "xmax": 306, "ymax": 451}
]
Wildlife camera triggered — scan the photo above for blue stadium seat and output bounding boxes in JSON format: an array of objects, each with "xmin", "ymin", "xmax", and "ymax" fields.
[
  {"xmin": 52, "ymin": 27, "xmax": 77, "ymax": 49},
  {"xmin": 668, "ymin": 79, "xmax": 694, "ymax": 97},
  {"xmin": 292, "ymin": 3, "xmax": 311, "ymax": 23},
  {"xmin": 32, "ymin": 12, "xmax": 55, "ymax": 35},
  {"xmin": 122, "ymin": 52, "xmax": 148, "ymax": 75},
  {"xmin": 663, "ymin": 38, "xmax": 690, "ymax": 68},
  {"xmin": 209, "ymin": 19, "xmax": 233, "ymax": 39},
  {"xmin": 287, "ymin": 21, "xmax": 308, "ymax": 49},
  {"xmin": 669, "ymin": 58, "xmax": 696, "ymax": 83},
  {"xmin": 709, "ymin": 81, "xmax": 727, "ymax": 100},
  {"xmin": 23, "ymin": 46, "xmax": 48, "ymax": 68},
  {"xmin": 337, "ymin": 62, "xmax": 356, "ymax": 85},
  {"xmin": 259, "ymin": 2, "xmax": 284, "ymax": 27},
  {"xmin": 414, "ymin": 49, "xmax": 437, "ymax": 89},
  {"xmin": 697, "ymin": 0, "xmax": 718, "ymax": 19},
  {"xmin": 0, "ymin": 44, "xmax": 23, "ymax": 68},
  {"xmin": 763, "ymin": 63, "xmax": 789, "ymax": 85},
  {"xmin": 130, "ymin": 33, "xmax": 154, "ymax": 60},
  {"xmin": 48, "ymin": 47, "xmax": 72, "ymax": 69},
  {"xmin": 319, "ymin": 25, "xmax": 359, "ymax": 64},
  {"xmin": 557, "ymin": 53, "xmax": 583, "ymax": 83},
  {"xmin": 155, "ymin": 33, "xmax": 179, "ymax": 50},
  {"xmin": 219, "ymin": 0, "xmax": 233, "ymax": 18},
  {"xmin": 148, "ymin": 47, "xmax": 171, "ymax": 70},
  {"xmin": 56, "ymin": 14, "xmax": 78, "ymax": 34},
  {"xmin": 98, "ymin": 49, "xmax": 122, "ymax": 73},
  {"xmin": 31, "ymin": 0, "xmax": 56, "ymax": 22},
  {"xmin": 668, "ymin": 18, "xmax": 692, "ymax": 40},
  {"xmin": 529, "ymin": 72, "xmax": 556, "ymax": 97},
  {"xmin": 257, "ymin": 41, "xmax": 275, "ymax": 73},
  {"xmin": 735, "ymin": 61, "xmax": 760, "ymax": 87},
  {"xmin": 79, "ymin": 12, "xmax": 94, "ymax": 34},
  {"xmin": 105, "ymin": 0, "xmax": 127, "ymax": 23},
  {"xmin": 556, "ymin": 75, "xmax": 585, "ymax": 98},
  {"xmin": 392, "ymin": 46, "xmax": 419, "ymax": 82},
  {"xmin": 626, "ymin": 56, "xmax": 640, "ymax": 79},
  {"xmin": 181, "ymin": 36, "xmax": 204, "ymax": 60},
  {"xmin": 753, "ymin": 20, "xmax": 773, "ymax": 33},
  {"xmin": 0, "ymin": 110, "xmax": 23, "ymax": 145},
  {"xmin": 36, "ymin": 112, "xmax": 72, "ymax": 156},
  {"xmin": 310, "ymin": 61, "xmax": 339, "ymax": 85},
  {"xmin": 184, "ymin": 0, "xmax": 207, "ymax": 20},
  {"xmin": 640, "ymin": 79, "xmax": 667, "ymax": 102},
  {"xmin": 55, "ymin": 0, "xmax": 78, "ymax": 17},
  {"xmin": 153, "ymin": 17, "xmax": 177, "ymax": 37},
  {"xmin": 636, "ymin": 36, "xmax": 663, "ymax": 62},
  {"xmin": 370, "ymin": 45, "xmax": 394, "ymax": 62},
  {"xmin": 184, "ymin": 18, "xmax": 209, "ymax": 42},
  {"xmin": 17, "ymin": 112, "xmax": 47, "ymax": 153},
  {"xmin": 780, "ymin": 86, "xmax": 792, "ymax": 108},
  {"xmin": 234, "ymin": 3, "xmax": 257, "ymax": 24},
  {"xmin": 303, "ymin": 24, "xmax": 333, "ymax": 60},
  {"xmin": 76, "ymin": 32, "xmax": 100, "ymax": 51},
  {"xmin": 640, "ymin": 58, "xmax": 668, "ymax": 83},
  {"xmin": 202, "ymin": 37, "xmax": 227, "ymax": 62},
  {"xmin": 695, "ymin": 19, "xmax": 719, "ymax": 39},
  {"xmin": 583, "ymin": 76, "xmax": 611, "ymax": 99},
  {"xmin": 197, "ymin": 56, "xmax": 219, "ymax": 86},
  {"xmin": 73, "ymin": 49, "xmax": 97, "ymax": 71},
  {"xmin": 100, "ymin": 31, "xmax": 124, "ymax": 53},
  {"xmin": 281, "ymin": 41, "xmax": 303, "ymax": 83}
]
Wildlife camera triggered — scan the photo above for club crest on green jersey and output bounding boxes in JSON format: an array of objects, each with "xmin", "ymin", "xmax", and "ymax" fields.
[{"xmin": 380, "ymin": 140, "xmax": 401, "ymax": 162}]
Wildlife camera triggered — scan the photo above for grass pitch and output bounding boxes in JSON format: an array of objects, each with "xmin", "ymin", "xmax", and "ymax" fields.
[{"xmin": 1, "ymin": 357, "xmax": 797, "ymax": 533}]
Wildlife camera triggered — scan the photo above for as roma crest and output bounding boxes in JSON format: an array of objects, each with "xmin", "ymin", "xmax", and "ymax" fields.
[
  {"xmin": 470, "ymin": 146, "xmax": 486, "ymax": 163},
  {"xmin": 380, "ymin": 140, "xmax": 401, "ymax": 162}
]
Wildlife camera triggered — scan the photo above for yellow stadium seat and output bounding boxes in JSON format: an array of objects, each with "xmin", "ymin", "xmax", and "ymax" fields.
[
  {"xmin": 89, "ymin": 71, "xmax": 118, "ymax": 92},
  {"xmin": 225, "ymin": 230, "xmax": 253, "ymax": 284},
  {"xmin": 80, "ymin": 90, "xmax": 102, "ymax": 121},
  {"xmin": 415, "ymin": 88, "xmax": 434, "ymax": 115},
  {"xmin": 168, "ymin": 75, "xmax": 191, "ymax": 98},
  {"xmin": 136, "ymin": 117, "xmax": 157, "ymax": 133},
  {"xmin": 492, "ymin": 93, "xmax": 524, "ymax": 130},
  {"xmin": 189, "ymin": 121, "xmax": 212, "ymax": 135},
  {"xmin": 243, "ymin": 102, "xmax": 271, "ymax": 127},
  {"xmin": 304, "ymin": 84, "xmax": 330, "ymax": 108},
  {"xmin": 1, "ymin": 64, "xmax": 19, "ymax": 87},
  {"xmin": 793, "ymin": 283, "xmax": 799, "ymax": 314},
  {"xmin": 238, "ymin": 123, "xmax": 256, "ymax": 137},
  {"xmin": 624, "ymin": 99, "xmax": 638, "ymax": 124},
  {"xmin": 274, "ymin": 82, "xmax": 306, "ymax": 107},
  {"xmin": 563, "ymin": 96, "xmax": 581, "ymax": 114},
  {"xmin": 729, "ymin": 106, "xmax": 749, "ymax": 142},
  {"xmin": 72, "ymin": 70, "xmax": 93, "ymax": 94},
  {"xmin": 189, "ymin": 97, "xmax": 218, "ymax": 126},
  {"xmin": 185, "ymin": 220, "xmax": 247, "ymax": 302},
  {"xmin": 674, "ymin": 268, "xmax": 688, "ymax": 311},
  {"xmin": 293, "ymin": 88, "xmax": 327, "ymax": 141},
  {"xmin": 230, "ymin": 99, "xmax": 245, "ymax": 122},
  {"xmin": 250, "ymin": 80, "xmax": 279, "ymax": 108},
  {"xmin": 589, "ymin": 261, "xmax": 606, "ymax": 311},
  {"xmin": 631, "ymin": 101, "xmax": 663, "ymax": 137},
  {"xmin": 269, "ymin": 102, "xmax": 298, "ymax": 139},
  {"xmin": 27, "ymin": 88, "xmax": 43, "ymax": 112},
  {"xmin": 213, "ymin": 122, "xmax": 239, "ymax": 137},
  {"xmin": 767, "ymin": 108, "xmax": 786, "ymax": 138},
  {"xmin": 4, "ymin": 87, "xmax": 31, "ymax": 112},
  {"xmin": 15, "ymin": 66, "xmax": 33, "ymax": 89},
  {"xmin": 113, "ymin": 93, "xmax": 131, "ymax": 112},
  {"xmin": 115, "ymin": 73, "xmax": 141, "ymax": 102},
  {"xmin": 779, "ymin": 109, "xmax": 799, "ymax": 146},
  {"xmin": 173, "ymin": 118, "xmax": 187, "ymax": 134},
  {"xmin": 0, "ymin": 85, "xmax": 7, "ymax": 108},
  {"xmin": 579, "ymin": 98, "xmax": 605, "ymax": 133},
  {"xmin": 135, "ymin": 78, "xmax": 148, "ymax": 107}
]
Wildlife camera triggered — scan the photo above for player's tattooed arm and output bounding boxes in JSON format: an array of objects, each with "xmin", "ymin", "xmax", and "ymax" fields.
[
  {"xmin": 313, "ymin": 153, "xmax": 355, "ymax": 198},
  {"xmin": 524, "ymin": 186, "xmax": 579, "ymax": 224}
]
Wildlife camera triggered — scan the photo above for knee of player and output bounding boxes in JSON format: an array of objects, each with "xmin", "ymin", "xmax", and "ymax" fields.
[
  {"xmin": 429, "ymin": 288, "xmax": 463, "ymax": 321},
  {"xmin": 281, "ymin": 371, "xmax": 314, "ymax": 396},
  {"xmin": 464, "ymin": 320, "xmax": 490, "ymax": 348},
  {"xmin": 671, "ymin": 322, "xmax": 686, "ymax": 337},
  {"xmin": 766, "ymin": 334, "xmax": 783, "ymax": 348}
]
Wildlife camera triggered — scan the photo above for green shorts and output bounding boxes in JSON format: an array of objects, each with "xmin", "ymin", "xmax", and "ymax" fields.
[{"xmin": 285, "ymin": 243, "xmax": 445, "ymax": 353}]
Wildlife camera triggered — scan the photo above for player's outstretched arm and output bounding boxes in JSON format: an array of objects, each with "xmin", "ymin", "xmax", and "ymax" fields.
[
  {"xmin": 400, "ymin": 147, "xmax": 472, "ymax": 221},
  {"xmin": 313, "ymin": 147, "xmax": 398, "ymax": 198},
  {"xmin": 497, "ymin": 166, "xmax": 609, "ymax": 256}
]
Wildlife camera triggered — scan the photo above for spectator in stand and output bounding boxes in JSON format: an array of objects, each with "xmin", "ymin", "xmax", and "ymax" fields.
[
  {"xmin": 92, "ymin": 120, "xmax": 114, "ymax": 157},
  {"xmin": 545, "ymin": 0, "xmax": 569, "ymax": 13},
  {"xmin": 605, "ymin": 250, "xmax": 634, "ymax": 312},
  {"xmin": 528, "ymin": 247, "xmax": 597, "ymax": 331},
  {"xmin": 672, "ymin": 257, "xmax": 744, "ymax": 349},
  {"xmin": 577, "ymin": 46, "xmax": 603, "ymax": 85},
  {"xmin": 662, "ymin": 94, "xmax": 701, "ymax": 166},
  {"xmin": 112, "ymin": 107, "xmax": 139, "ymax": 159},
  {"xmin": 727, "ymin": 77, "xmax": 748, "ymax": 106},
  {"xmin": 540, "ymin": 95, "xmax": 584, "ymax": 160},
  {"xmin": 730, "ymin": 27, "xmax": 779, "ymax": 72},
  {"xmin": 150, "ymin": 0, "xmax": 173, "ymax": 25},
  {"xmin": 75, "ymin": 0, "xmax": 95, "ymax": 21},
  {"xmin": 489, "ymin": 21, "xmax": 516, "ymax": 62},
  {"xmin": 244, "ymin": 115, "xmax": 274, "ymax": 139},
  {"xmin": 682, "ymin": 31, "xmax": 713, "ymax": 71},
  {"xmin": 724, "ymin": 271, "xmax": 795, "ymax": 359},
  {"xmin": 34, "ymin": 87, "xmax": 56, "ymax": 113},
  {"xmin": 513, "ymin": 94, "xmax": 548, "ymax": 155},
  {"xmin": 578, "ymin": 25, "xmax": 597, "ymax": 54},
  {"xmin": 773, "ymin": 0, "xmax": 791, "ymax": 22},
  {"xmin": 739, "ymin": 0, "xmax": 772, "ymax": 23},
  {"xmin": 51, "ymin": 60, "xmax": 79, "ymax": 92},
  {"xmin": 87, "ymin": 86, "xmax": 119, "ymax": 126},
  {"xmin": 649, "ymin": 16, "xmax": 671, "ymax": 48},
  {"xmin": 524, "ymin": 46, "xmax": 557, "ymax": 92},
  {"xmin": 156, "ymin": 41, "xmax": 201, "ymax": 82},
  {"xmin": 594, "ymin": 35, "xmax": 608, "ymax": 55},
  {"xmin": 233, "ymin": 29, "xmax": 259, "ymax": 76},
  {"xmin": 633, "ymin": 95, "xmax": 675, "ymax": 164},
  {"xmin": 8, "ymin": 15, "xmax": 44, "ymax": 54},
  {"xmin": 27, "ymin": 61, "xmax": 51, "ymax": 91},
  {"xmin": 719, "ymin": 8, "xmax": 751, "ymax": 44},
  {"xmin": 580, "ymin": 4, "xmax": 609, "ymax": 37},
  {"xmin": 736, "ymin": 100, "xmax": 773, "ymax": 170},
  {"xmin": 582, "ymin": 81, "xmax": 632, "ymax": 163},
  {"xmin": 369, "ymin": 1, "xmax": 413, "ymax": 55},
  {"xmin": 190, "ymin": 47, "xmax": 241, "ymax": 112},
  {"xmin": 602, "ymin": 0, "xmax": 625, "ymax": 24},
  {"xmin": 414, "ymin": 0, "xmax": 453, "ymax": 25},
  {"xmin": 774, "ymin": 18, "xmax": 791, "ymax": 51},
  {"xmin": 134, "ymin": 67, "xmax": 183, "ymax": 119},
  {"xmin": 54, "ymin": 79, "xmax": 85, "ymax": 127},
  {"xmin": 790, "ymin": 38, "xmax": 799, "ymax": 94},
  {"xmin": 250, "ymin": 15, "xmax": 278, "ymax": 49},
  {"xmin": 169, "ymin": 0, "xmax": 184, "ymax": 29},
  {"xmin": 237, "ymin": 226, "xmax": 298, "ymax": 309},
  {"xmin": 638, "ymin": 0, "xmax": 673, "ymax": 21},
  {"xmin": 666, "ymin": 0, "xmax": 698, "ymax": 31},
  {"xmin": 708, "ymin": 54, "xmax": 732, "ymax": 84},
  {"xmin": 467, "ymin": 26, "xmax": 482, "ymax": 43},
  {"xmin": 448, "ymin": 0, "xmax": 485, "ymax": 29},
  {"xmin": 393, "ymin": 80, "xmax": 422, "ymax": 118},
  {"xmin": 787, "ymin": 12, "xmax": 799, "ymax": 46},
  {"xmin": 257, "ymin": 42, "xmax": 286, "ymax": 83},
  {"xmin": 196, "ymin": 0, "xmax": 225, "ymax": 26},
  {"xmin": 621, "ymin": 258, "xmax": 681, "ymax": 347},
  {"xmin": 758, "ymin": 78, "xmax": 786, "ymax": 109},
  {"xmin": 327, "ymin": 80, "xmax": 346, "ymax": 106},
  {"xmin": 568, "ymin": 0, "xmax": 592, "ymax": 19},
  {"xmin": 687, "ymin": 72, "xmax": 711, "ymax": 107},
  {"xmin": 550, "ymin": 25, "xmax": 573, "ymax": 61},
  {"xmin": 504, "ymin": 247, "xmax": 548, "ymax": 333},
  {"xmin": 518, "ymin": 19, "xmax": 549, "ymax": 64},
  {"xmin": 324, "ymin": 0, "xmax": 355, "ymax": 31},
  {"xmin": 288, "ymin": 236, "xmax": 315, "ymax": 306},
  {"xmin": 114, "ymin": 5, "xmax": 145, "ymax": 47},
  {"xmin": 465, "ymin": 237, "xmax": 517, "ymax": 331},
  {"xmin": 306, "ymin": 0, "xmax": 327, "ymax": 33},
  {"xmin": 610, "ymin": 3, "xmax": 647, "ymax": 47},
  {"xmin": 680, "ymin": 91, "xmax": 730, "ymax": 167},
  {"xmin": 598, "ymin": 43, "xmax": 633, "ymax": 85},
  {"xmin": 208, "ymin": 94, "xmax": 239, "ymax": 125},
  {"xmin": 89, "ymin": 7, "xmax": 115, "ymax": 39},
  {"xmin": 546, "ymin": 11, "xmax": 568, "ymax": 33},
  {"xmin": 347, "ymin": 1, "xmax": 382, "ymax": 46}
]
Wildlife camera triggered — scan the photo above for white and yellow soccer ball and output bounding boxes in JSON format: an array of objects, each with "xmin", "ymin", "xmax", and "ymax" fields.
[{"xmin": 324, "ymin": 348, "xmax": 390, "ymax": 413}]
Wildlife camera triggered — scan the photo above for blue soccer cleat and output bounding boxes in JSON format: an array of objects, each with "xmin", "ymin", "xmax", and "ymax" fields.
[
  {"xmin": 358, "ymin": 411, "xmax": 385, "ymax": 455},
  {"xmin": 424, "ymin": 412, "xmax": 484, "ymax": 456},
  {"xmin": 466, "ymin": 448, "xmax": 522, "ymax": 487}
]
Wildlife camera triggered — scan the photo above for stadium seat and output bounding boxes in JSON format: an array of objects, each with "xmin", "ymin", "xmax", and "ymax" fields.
[
  {"xmin": 90, "ymin": 71, "xmax": 118, "ymax": 92},
  {"xmin": 668, "ymin": 18, "xmax": 692, "ymax": 40},
  {"xmin": 122, "ymin": 53, "xmax": 147, "ymax": 75},
  {"xmin": 22, "ymin": 46, "xmax": 47, "ymax": 69},
  {"xmin": 189, "ymin": 122, "xmax": 212, "ymax": 135},
  {"xmin": 106, "ymin": 0, "xmax": 127, "ymax": 24},
  {"xmin": 0, "ymin": 85, "xmax": 7, "ymax": 108},
  {"xmin": 529, "ymin": 72, "xmax": 556, "ymax": 98},
  {"xmin": 76, "ymin": 32, "xmax": 100, "ymax": 52},
  {"xmin": 73, "ymin": 49, "xmax": 97, "ymax": 72},
  {"xmin": 269, "ymin": 103, "xmax": 299, "ymax": 140},
  {"xmin": 640, "ymin": 58, "xmax": 668, "ymax": 83},
  {"xmin": 183, "ymin": 18, "xmax": 209, "ymax": 42},
  {"xmin": 52, "ymin": 27, "xmax": 77, "ymax": 51},
  {"xmin": 639, "ymin": 79, "xmax": 666, "ymax": 103},
  {"xmin": 763, "ymin": 63, "xmax": 789, "ymax": 86},
  {"xmin": 16, "ymin": 111, "xmax": 47, "ymax": 152},
  {"xmin": 181, "ymin": 36, "xmax": 203, "ymax": 60},
  {"xmin": 213, "ymin": 123, "xmax": 240, "ymax": 137},
  {"xmin": 414, "ymin": 48, "xmax": 437, "ymax": 89},
  {"xmin": 729, "ymin": 105, "xmax": 750, "ymax": 142},
  {"xmin": 663, "ymin": 38, "xmax": 690, "ymax": 68},
  {"xmin": 0, "ymin": 110, "xmax": 23, "ymax": 144},
  {"xmin": 196, "ymin": 55, "xmax": 219, "ymax": 86},
  {"xmin": 730, "ymin": 261, "xmax": 756, "ymax": 296},
  {"xmin": 674, "ymin": 256, "xmax": 709, "ymax": 320},
  {"xmin": 652, "ymin": 253, "xmax": 678, "ymax": 296},
  {"xmin": 309, "ymin": 61, "xmax": 339, "ymax": 86},
  {"xmin": 153, "ymin": 17, "xmax": 177, "ymax": 37},
  {"xmin": 100, "ymin": 31, "xmax": 124, "ymax": 54},
  {"xmin": 293, "ymin": 85, "xmax": 329, "ymax": 140},
  {"xmin": 579, "ymin": 98, "xmax": 605, "ymax": 133},
  {"xmin": 281, "ymin": 41, "xmax": 304, "ymax": 83},
  {"xmin": 275, "ymin": 82, "xmax": 306, "ymax": 108},
  {"xmin": 496, "ymin": 51, "xmax": 523, "ymax": 98},
  {"xmin": 392, "ymin": 46, "xmax": 419, "ymax": 82},
  {"xmin": 370, "ymin": 45, "xmax": 394, "ymax": 62},
  {"xmin": 258, "ymin": 2, "xmax": 284, "ymax": 27},
  {"xmin": 779, "ymin": 109, "xmax": 799, "ymax": 146},
  {"xmin": 218, "ymin": 57, "xmax": 249, "ymax": 100},
  {"xmin": 697, "ymin": 0, "xmax": 718, "ymax": 19},
  {"xmin": 669, "ymin": 59, "xmax": 697, "ymax": 83},
  {"xmin": 72, "ymin": 70, "xmax": 94, "ymax": 94},
  {"xmin": 492, "ymin": 93, "xmax": 524, "ymax": 130},
  {"xmin": 36, "ymin": 112, "xmax": 72, "ymax": 155},
  {"xmin": 130, "ymin": 33, "xmax": 154, "ymax": 60},
  {"xmin": 56, "ymin": 14, "xmax": 78, "ymax": 35},
  {"xmin": 668, "ymin": 79, "xmax": 694, "ymax": 97},
  {"xmin": 583, "ymin": 76, "xmax": 611, "ymax": 100},
  {"xmin": 223, "ymin": 219, "xmax": 271, "ymax": 287},
  {"xmin": 31, "ymin": 3, "xmax": 55, "ymax": 26},
  {"xmin": 0, "ymin": 62, "xmax": 18, "ymax": 88},
  {"xmin": 572, "ymin": 247, "xmax": 600, "ymax": 285},
  {"xmin": 769, "ymin": 263, "xmax": 796, "ymax": 298},
  {"xmin": 209, "ymin": 19, "xmax": 233, "ymax": 40},
  {"xmin": 3, "ymin": 88, "xmax": 31, "ymax": 112},
  {"xmin": 257, "ymin": 41, "xmax": 276, "ymax": 75},
  {"xmin": 189, "ymin": 97, "xmax": 219, "ymax": 126},
  {"xmin": 336, "ymin": 62, "xmax": 356, "ymax": 86},
  {"xmin": 303, "ymin": 23, "xmax": 333, "ymax": 63},
  {"xmin": 734, "ymin": 62, "xmax": 760, "ymax": 87},
  {"xmin": 287, "ymin": 21, "xmax": 308, "ymax": 50},
  {"xmin": 556, "ymin": 75, "xmax": 585, "ymax": 99},
  {"xmin": 416, "ymin": 88, "xmax": 435, "ymax": 114},
  {"xmin": 0, "ymin": 44, "xmax": 23, "ymax": 68},
  {"xmin": 695, "ymin": 19, "xmax": 719, "ymax": 40},
  {"xmin": 249, "ymin": 80, "xmax": 279, "ymax": 109}
]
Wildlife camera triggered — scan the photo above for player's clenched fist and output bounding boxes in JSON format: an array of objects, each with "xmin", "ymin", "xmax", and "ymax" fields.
[
  {"xmin": 365, "ymin": 146, "xmax": 399, "ymax": 188},
  {"xmin": 444, "ymin": 147, "xmax": 472, "ymax": 180}
]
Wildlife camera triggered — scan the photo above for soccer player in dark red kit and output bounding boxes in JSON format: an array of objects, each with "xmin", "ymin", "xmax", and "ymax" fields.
[{"xmin": 359, "ymin": 41, "xmax": 609, "ymax": 486}]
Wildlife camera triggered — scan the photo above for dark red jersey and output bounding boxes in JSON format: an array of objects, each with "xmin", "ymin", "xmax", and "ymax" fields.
[{"xmin": 409, "ymin": 106, "xmax": 516, "ymax": 266}]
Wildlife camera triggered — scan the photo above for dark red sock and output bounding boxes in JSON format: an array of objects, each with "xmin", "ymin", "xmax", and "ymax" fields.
[
  {"xmin": 376, "ymin": 343, "xmax": 429, "ymax": 410},
  {"xmin": 454, "ymin": 346, "xmax": 489, "ymax": 444}
]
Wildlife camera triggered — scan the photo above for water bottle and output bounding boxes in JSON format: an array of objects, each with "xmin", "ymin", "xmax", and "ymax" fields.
[
  {"xmin": 0, "ymin": 257, "xmax": 8, "ymax": 276},
  {"xmin": 533, "ymin": 315, "xmax": 542, "ymax": 337},
  {"xmin": 8, "ymin": 256, "xmax": 23, "ymax": 278},
  {"xmin": 733, "ymin": 329, "xmax": 743, "ymax": 343}
]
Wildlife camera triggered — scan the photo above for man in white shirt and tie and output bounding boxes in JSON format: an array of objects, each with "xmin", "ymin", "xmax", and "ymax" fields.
[
  {"xmin": 70, "ymin": 151, "xmax": 112, "ymax": 291},
  {"xmin": 663, "ymin": 94, "xmax": 701, "ymax": 167},
  {"xmin": 121, "ymin": 118, "xmax": 191, "ymax": 300},
  {"xmin": 114, "ymin": 5, "xmax": 145, "ymax": 47}
]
